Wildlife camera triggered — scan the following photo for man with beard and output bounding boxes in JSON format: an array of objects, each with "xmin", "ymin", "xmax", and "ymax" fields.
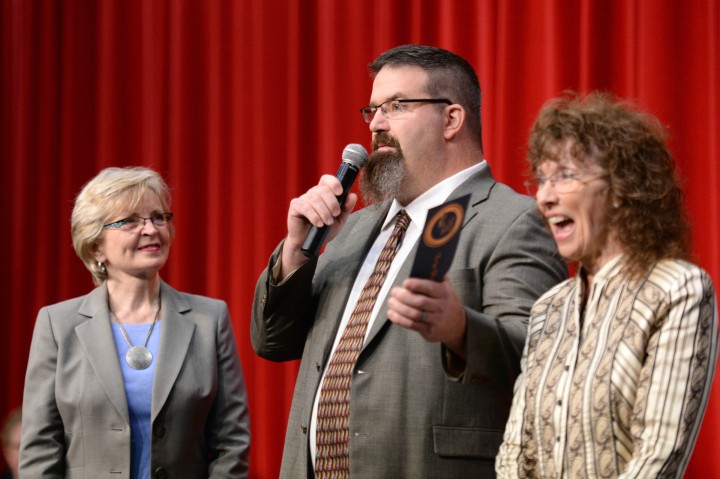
[{"xmin": 251, "ymin": 44, "xmax": 566, "ymax": 478}]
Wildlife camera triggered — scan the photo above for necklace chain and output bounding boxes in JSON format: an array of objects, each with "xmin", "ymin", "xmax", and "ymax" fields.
[{"xmin": 109, "ymin": 298, "xmax": 161, "ymax": 350}]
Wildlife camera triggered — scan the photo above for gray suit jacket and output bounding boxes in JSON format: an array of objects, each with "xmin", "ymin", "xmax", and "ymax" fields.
[
  {"xmin": 252, "ymin": 167, "xmax": 567, "ymax": 478},
  {"xmin": 20, "ymin": 281, "xmax": 250, "ymax": 479}
]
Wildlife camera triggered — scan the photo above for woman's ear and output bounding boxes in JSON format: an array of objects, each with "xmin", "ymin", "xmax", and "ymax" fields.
[{"xmin": 92, "ymin": 241, "xmax": 106, "ymax": 263}]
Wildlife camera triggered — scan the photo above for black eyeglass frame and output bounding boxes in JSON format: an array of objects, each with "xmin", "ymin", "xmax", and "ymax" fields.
[{"xmin": 360, "ymin": 98, "xmax": 452, "ymax": 123}]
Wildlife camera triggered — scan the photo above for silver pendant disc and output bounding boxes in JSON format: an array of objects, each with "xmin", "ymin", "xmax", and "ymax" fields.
[{"xmin": 126, "ymin": 346, "xmax": 153, "ymax": 370}]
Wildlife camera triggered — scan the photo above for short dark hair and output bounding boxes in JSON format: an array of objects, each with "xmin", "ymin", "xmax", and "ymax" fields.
[
  {"xmin": 528, "ymin": 91, "xmax": 690, "ymax": 278},
  {"xmin": 370, "ymin": 44, "xmax": 482, "ymax": 148}
]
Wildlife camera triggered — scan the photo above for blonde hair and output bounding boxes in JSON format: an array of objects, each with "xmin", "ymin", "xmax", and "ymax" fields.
[{"xmin": 71, "ymin": 167, "xmax": 173, "ymax": 285}]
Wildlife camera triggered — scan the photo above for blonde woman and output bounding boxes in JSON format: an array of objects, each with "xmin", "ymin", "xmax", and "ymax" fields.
[{"xmin": 20, "ymin": 167, "xmax": 250, "ymax": 478}]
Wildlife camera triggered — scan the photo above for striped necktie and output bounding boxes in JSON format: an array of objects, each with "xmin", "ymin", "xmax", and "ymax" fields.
[{"xmin": 315, "ymin": 210, "xmax": 411, "ymax": 479}]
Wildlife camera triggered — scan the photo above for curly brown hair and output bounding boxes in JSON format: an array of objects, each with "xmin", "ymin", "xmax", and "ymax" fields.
[{"xmin": 527, "ymin": 91, "xmax": 690, "ymax": 278}]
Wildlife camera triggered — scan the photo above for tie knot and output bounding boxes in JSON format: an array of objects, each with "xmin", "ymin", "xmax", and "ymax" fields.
[{"xmin": 394, "ymin": 210, "xmax": 410, "ymax": 234}]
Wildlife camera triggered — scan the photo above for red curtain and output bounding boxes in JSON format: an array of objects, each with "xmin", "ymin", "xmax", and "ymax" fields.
[{"xmin": 2, "ymin": 1, "xmax": 718, "ymax": 477}]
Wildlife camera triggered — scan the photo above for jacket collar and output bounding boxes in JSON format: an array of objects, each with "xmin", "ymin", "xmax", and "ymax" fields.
[{"xmin": 74, "ymin": 280, "xmax": 196, "ymax": 423}]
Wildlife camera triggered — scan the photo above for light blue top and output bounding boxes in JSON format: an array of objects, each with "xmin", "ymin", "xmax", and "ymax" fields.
[{"xmin": 111, "ymin": 321, "xmax": 162, "ymax": 479}]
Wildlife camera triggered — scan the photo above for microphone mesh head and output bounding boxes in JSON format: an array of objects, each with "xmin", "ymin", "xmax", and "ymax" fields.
[{"xmin": 342, "ymin": 143, "xmax": 369, "ymax": 168}]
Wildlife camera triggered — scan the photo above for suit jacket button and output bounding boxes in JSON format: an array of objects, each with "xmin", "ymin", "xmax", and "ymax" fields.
[
  {"xmin": 154, "ymin": 424, "xmax": 166, "ymax": 438},
  {"xmin": 261, "ymin": 294, "xmax": 267, "ymax": 306},
  {"xmin": 301, "ymin": 425, "xmax": 307, "ymax": 435},
  {"xmin": 154, "ymin": 467, "xmax": 168, "ymax": 478}
]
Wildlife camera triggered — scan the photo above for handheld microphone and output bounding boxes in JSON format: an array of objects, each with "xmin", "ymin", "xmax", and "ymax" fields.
[{"xmin": 301, "ymin": 143, "xmax": 369, "ymax": 257}]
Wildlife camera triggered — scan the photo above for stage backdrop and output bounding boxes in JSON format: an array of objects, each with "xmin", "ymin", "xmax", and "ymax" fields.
[{"xmin": 2, "ymin": 0, "xmax": 718, "ymax": 477}]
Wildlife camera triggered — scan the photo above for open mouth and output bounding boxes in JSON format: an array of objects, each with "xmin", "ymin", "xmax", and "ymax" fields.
[{"xmin": 547, "ymin": 216, "xmax": 574, "ymax": 239}]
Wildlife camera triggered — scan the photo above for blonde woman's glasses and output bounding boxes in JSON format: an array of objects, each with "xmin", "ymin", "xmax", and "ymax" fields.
[{"xmin": 103, "ymin": 213, "xmax": 174, "ymax": 232}]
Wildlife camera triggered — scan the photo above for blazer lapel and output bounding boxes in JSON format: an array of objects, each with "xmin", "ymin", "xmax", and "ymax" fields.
[
  {"xmin": 363, "ymin": 166, "xmax": 496, "ymax": 347},
  {"xmin": 75, "ymin": 284, "xmax": 130, "ymax": 424},
  {"xmin": 151, "ymin": 281, "xmax": 195, "ymax": 421},
  {"xmin": 364, "ymin": 240, "xmax": 420, "ymax": 347},
  {"xmin": 315, "ymin": 202, "xmax": 391, "ymax": 368},
  {"xmin": 455, "ymin": 164, "xmax": 494, "ymax": 226}
]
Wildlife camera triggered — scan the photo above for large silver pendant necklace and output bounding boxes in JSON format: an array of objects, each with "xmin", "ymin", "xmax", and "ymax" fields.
[{"xmin": 110, "ymin": 298, "xmax": 161, "ymax": 370}]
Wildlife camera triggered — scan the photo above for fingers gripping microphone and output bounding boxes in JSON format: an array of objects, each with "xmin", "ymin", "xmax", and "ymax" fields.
[{"xmin": 301, "ymin": 143, "xmax": 369, "ymax": 257}]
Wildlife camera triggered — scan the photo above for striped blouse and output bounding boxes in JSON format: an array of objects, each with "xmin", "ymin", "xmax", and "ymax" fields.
[{"xmin": 496, "ymin": 256, "xmax": 718, "ymax": 478}]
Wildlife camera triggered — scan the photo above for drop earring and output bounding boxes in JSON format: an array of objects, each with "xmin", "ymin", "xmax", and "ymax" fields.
[{"xmin": 97, "ymin": 261, "xmax": 106, "ymax": 273}]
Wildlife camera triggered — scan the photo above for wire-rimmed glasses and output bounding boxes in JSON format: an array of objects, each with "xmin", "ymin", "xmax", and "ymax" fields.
[
  {"xmin": 102, "ymin": 213, "xmax": 174, "ymax": 232},
  {"xmin": 525, "ymin": 169, "xmax": 605, "ymax": 196}
]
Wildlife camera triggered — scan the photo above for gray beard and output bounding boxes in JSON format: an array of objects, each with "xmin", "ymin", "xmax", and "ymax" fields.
[{"xmin": 359, "ymin": 151, "xmax": 407, "ymax": 205}]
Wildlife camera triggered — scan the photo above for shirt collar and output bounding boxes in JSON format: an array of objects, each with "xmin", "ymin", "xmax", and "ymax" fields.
[
  {"xmin": 578, "ymin": 253, "xmax": 626, "ymax": 285},
  {"xmin": 382, "ymin": 160, "xmax": 487, "ymax": 230}
]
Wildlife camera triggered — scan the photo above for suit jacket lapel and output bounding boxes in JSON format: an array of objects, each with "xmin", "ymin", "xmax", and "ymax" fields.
[
  {"xmin": 364, "ymin": 239, "xmax": 420, "ymax": 346},
  {"xmin": 151, "ymin": 281, "xmax": 195, "ymax": 421},
  {"xmin": 316, "ymin": 202, "xmax": 391, "ymax": 368},
  {"xmin": 457, "ymin": 164, "xmax": 494, "ymax": 225},
  {"xmin": 363, "ymin": 166, "xmax": 496, "ymax": 347},
  {"xmin": 75, "ymin": 284, "xmax": 131, "ymax": 424}
]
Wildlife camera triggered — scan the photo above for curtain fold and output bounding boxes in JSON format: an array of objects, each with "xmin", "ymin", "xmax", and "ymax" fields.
[{"xmin": 2, "ymin": 1, "xmax": 718, "ymax": 477}]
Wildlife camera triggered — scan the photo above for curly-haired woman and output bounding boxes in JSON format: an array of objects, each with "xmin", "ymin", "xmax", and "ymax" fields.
[{"xmin": 496, "ymin": 92, "xmax": 718, "ymax": 478}]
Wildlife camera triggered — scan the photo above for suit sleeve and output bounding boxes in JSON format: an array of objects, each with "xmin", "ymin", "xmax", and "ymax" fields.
[
  {"xmin": 19, "ymin": 308, "xmax": 66, "ymax": 478},
  {"xmin": 459, "ymin": 206, "xmax": 567, "ymax": 391},
  {"xmin": 251, "ymin": 241, "xmax": 319, "ymax": 362},
  {"xmin": 206, "ymin": 302, "xmax": 251, "ymax": 478}
]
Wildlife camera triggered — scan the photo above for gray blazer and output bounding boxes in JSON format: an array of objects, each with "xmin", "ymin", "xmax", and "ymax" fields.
[
  {"xmin": 252, "ymin": 167, "xmax": 567, "ymax": 478},
  {"xmin": 20, "ymin": 281, "xmax": 250, "ymax": 478}
]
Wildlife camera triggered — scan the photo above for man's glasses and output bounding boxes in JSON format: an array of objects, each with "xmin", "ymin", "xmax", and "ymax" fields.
[
  {"xmin": 524, "ymin": 169, "xmax": 604, "ymax": 196},
  {"xmin": 102, "ymin": 213, "xmax": 174, "ymax": 232},
  {"xmin": 360, "ymin": 98, "xmax": 451, "ymax": 123}
]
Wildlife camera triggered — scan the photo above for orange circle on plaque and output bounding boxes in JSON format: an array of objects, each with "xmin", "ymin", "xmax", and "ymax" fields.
[{"xmin": 423, "ymin": 204, "xmax": 463, "ymax": 248}]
